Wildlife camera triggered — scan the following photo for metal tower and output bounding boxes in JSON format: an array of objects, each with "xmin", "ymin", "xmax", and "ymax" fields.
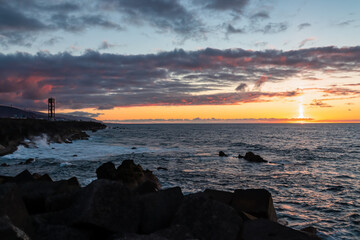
[{"xmin": 48, "ymin": 98, "xmax": 55, "ymax": 120}]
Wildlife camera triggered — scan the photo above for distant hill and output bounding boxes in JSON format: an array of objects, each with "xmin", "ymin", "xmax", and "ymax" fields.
[{"xmin": 0, "ymin": 105, "xmax": 99, "ymax": 122}]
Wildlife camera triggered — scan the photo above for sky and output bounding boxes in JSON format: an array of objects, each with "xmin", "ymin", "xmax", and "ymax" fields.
[{"xmin": 0, "ymin": 0, "xmax": 359, "ymax": 123}]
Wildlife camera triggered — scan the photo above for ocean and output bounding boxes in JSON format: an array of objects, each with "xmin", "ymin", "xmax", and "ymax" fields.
[{"xmin": 0, "ymin": 123, "xmax": 359, "ymax": 239}]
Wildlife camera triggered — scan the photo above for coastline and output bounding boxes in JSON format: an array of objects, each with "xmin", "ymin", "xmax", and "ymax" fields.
[{"xmin": 0, "ymin": 118, "xmax": 106, "ymax": 157}]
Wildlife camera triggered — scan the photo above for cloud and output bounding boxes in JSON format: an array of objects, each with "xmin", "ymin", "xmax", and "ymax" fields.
[
  {"xmin": 104, "ymin": 117, "xmax": 313, "ymax": 123},
  {"xmin": 254, "ymin": 75, "xmax": 269, "ymax": 90},
  {"xmin": 250, "ymin": 11, "xmax": 270, "ymax": 21},
  {"xmin": 200, "ymin": 0, "xmax": 249, "ymax": 13},
  {"xmin": 309, "ymin": 99, "xmax": 333, "ymax": 108},
  {"xmin": 101, "ymin": 0, "xmax": 204, "ymax": 39},
  {"xmin": 65, "ymin": 111, "xmax": 104, "ymax": 118},
  {"xmin": 0, "ymin": 46, "xmax": 359, "ymax": 110},
  {"xmin": 337, "ymin": 20, "xmax": 355, "ymax": 26},
  {"xmin": 226, "ymin": 24, "xmax": 245, "ymax": 35},
  {"xmin": 257, "ymin": 22, "xmax": 288, "ymax": 34},
  {"xmin": 98, "ymin": 41, "xmax": 117, "ymax": 50},
  {"xmin": 298, "ymin": 23, "xmax": 311, "ymax": 31},
  {"xmin": 235, "ymin": 83, "xmax": 248, "ymax": 91},
  {"xmin": 299, "ymin": 37, "xmax": 316, "ymax": 48}
]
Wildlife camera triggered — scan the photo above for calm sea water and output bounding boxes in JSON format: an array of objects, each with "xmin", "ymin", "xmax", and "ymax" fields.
[{"xmin": 1, "ymin": 123, "xmax": 359, "ymax": 239}]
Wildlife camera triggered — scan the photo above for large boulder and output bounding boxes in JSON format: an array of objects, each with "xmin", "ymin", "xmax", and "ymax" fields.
[
  {"xmin": 0, "ymin": 183, "xmax": 34, "ymax": 237},
  {"xmin": 18, "ymin": 177, "xmax": 81, "ymax": 214},
  {"xmin": 242, "ymin": 219, "xmax": 316, "ymax": 240},
  {"xmin": 231, "ymin": 189, "xmax": 277, "ymax": 222},
  {"xmin": 69, "ymin": 179, "xmax": 142, "ymax": 233},
  {"xmin": 243, "ymin": 152, "xmax": 267, "ymax": 163},
  {"xmin": 96, "ymin": 162, "xmax": 117, "ymax": 180},
  {"xmin": 139, "ymin": 187, "xmax": 183, "ymax": 234},
  {"xmin": 172, "ymin": 194, "xmax": 243, "ymax": 240},
  {"xmin": 0, "ymin": 215, "xmax": 30, "ymax": 240}
]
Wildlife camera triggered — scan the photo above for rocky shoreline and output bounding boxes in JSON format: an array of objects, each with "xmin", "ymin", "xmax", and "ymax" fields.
[
  {"xmin": 0, "ymin": 119, "xmax": 106, "ymax": 156},
  {"xmin": 0, "ymin": 160, "xmax": 321, "ymax": 240}
]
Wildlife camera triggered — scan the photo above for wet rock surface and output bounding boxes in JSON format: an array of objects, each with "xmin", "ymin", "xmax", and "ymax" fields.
[{"xmin": 0, "ymin": 161, "xmax": 319, "ymax": 240}]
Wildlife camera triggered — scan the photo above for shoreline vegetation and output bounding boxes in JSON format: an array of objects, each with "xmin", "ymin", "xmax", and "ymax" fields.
[
  {"xmin": 0, "ymin": 160, "xmax": 321, "ymax": 240},
  {"xmin": 0, "ymin": 118, "xmax": 106, "ymax": 157}
]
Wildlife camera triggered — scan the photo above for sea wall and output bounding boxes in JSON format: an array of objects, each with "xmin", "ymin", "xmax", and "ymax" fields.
[
  {"xmin": 0, "ymin": 160, "xmax": 320, "ymax": 240},
  {"xmin": 0, "ymin": 119, "xmax": 106, "ymax": 156}
]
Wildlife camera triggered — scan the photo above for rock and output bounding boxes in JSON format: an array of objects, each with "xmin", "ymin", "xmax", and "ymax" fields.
[
  {"xmin": 156, "ymin": 167, "xmax": 168, "ymax": 171},
  {"xmin": 243, "ymin": 152, "xmax": 267, "ymax": 163},
  {"xmin": 18, "ymin": 177, "xmax": 80, "ymax": 214},
  {"xmin": 96, "ymin": 162, "xmax": 117, "ymax": 180},
  {"xmin": 70, "ymin": 132, "xmax": 89, "ymax": 141},
  {"xmin": 232, "ymin": 189, "xmax": 277, "ymax": 222},
  {"xmin": 139, "ymin": 187, "xmax": 183, "ymax": 234},
  {"xmin": 0, "ymin": 183, "xmax": 34, "ymax": 237},
  {"xmin": 0, "ymin": 215, "xmax": 30, "ymax": 240},
  {"xmin": 172, "ymin": 194, "xmax": 243, "ymax": 240},
  {"xmin": 72, "ymin": 154, "xmax": 78, "ymax": 157},
  {"xmin": 242, "ymin": 219, "xmax": 315, "ymax": 240},
  {"xmin": 36, "ymin": 174, "xmax": 53, "ymax": 182},
  {"xmin": 116, "ymin": 160, "xmax": 145, "ymax": 185},
  {"xmin": 24, "ymin": 158, "xmax": 35, "ymax": 164},
  {"xmin": 238, "ymin": 154, "xmax": 244, "ymax": 158},
  {"xmin": 219, "ymin": 151, "xmax": 228, "ymax": 157},
  {"xmin": 203, "ymin": 189, "xmax": 233, "ymax": 205},
  {"xmin": 136, "ymin": 181, "xmax": 159, "ymax": 195},
  {"xmin": 131, "ymin": 147, "xmax": 137, "ymax": 149},
  {"xmin": 13, "ymin": 170, "xmax": 34, "ymax": 183},
  {"xmin": 301, "ymin": 226, "xmax": 321, "ymax": 239},
  {"xmin": 1, "ymin": 162, "xmax": 9, "ymax": 167},
  {"xmin": 70, "ymin": 179, "xmax": 142, "ymax": 233}
]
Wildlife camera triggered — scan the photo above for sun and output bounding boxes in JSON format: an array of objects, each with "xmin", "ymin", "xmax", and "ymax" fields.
[{"xmin": 298, "ymin": 104, "xmax": 304, "ymax": 119}]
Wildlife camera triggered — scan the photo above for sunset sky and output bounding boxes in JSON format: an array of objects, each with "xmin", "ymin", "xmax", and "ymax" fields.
[{"xmin": 0, "ymin": 0, "xmax": 359, "ymax": 123}]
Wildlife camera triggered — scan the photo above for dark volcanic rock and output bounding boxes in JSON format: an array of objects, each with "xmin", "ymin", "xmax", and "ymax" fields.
[
  {"xmin": 19, "ymin": 177, "xmax": 80, "ymax": 214},
  {"xmin": 219, "ymin": 151, "xmax": 228, "ymax": 157},
  {"xmin": 243, "ymin": 152, "xmax": 267, "ymax": 163},
  {"xmin": 242, "ymin": 219, "xmax": 315, "ymax": 240},
  {"xmin": 70, "ymin": 179, "xmax": 141, "ymax": 233},
  {"xmin": 0, "ymin": 215, "xmax": 30, "ymax": 240},
  {"xmin": 24, "ymin": 158, "xmax": 35, "ymax": 164},
  {"xmin": 232, "ymin": 189, "xmax": 277, "ymax": 222},
  {"xmin": 14, "ymin": 170, "xmax": 34, "ymax": 183},
  {"xmin": 96, "ymin": 162, "xmax": 117, "ymax": 180},
  {"xmin": 139, "ymin": 187, "xmax": 183, "ymax": 234},
  {"xmin": 173, "ymin": 194, "xmax": 243, "ymax": 240},
  {"xmin": 0, "ymin": 183, "xmax": 34, "ymax": 237}
]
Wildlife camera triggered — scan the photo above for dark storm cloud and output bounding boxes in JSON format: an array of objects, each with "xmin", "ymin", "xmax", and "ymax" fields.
[
  {"xmin": 101, "ymin": 0, "xmax": 203, "ymax": 38},
  {"xmin": 65, "ymin": 111, "xmax": 104, "ymax": 118},
  {"xmin": 0, "ymin": 0, "xmax": 122, "ymax": 47},
  {"xmin": 0, "ymin": 46, "xmax": 359, "ymax": 110}
]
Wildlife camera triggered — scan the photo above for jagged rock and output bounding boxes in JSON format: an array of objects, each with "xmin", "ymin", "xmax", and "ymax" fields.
[
  {"xmin": 243, "ymin": 152, "xmax": 267, "ymax": 163},
  {"xmin": 69, "ymin": 132, "xmax": 89, "ymax": 141},
  {"xmin": 13, "ymin": 170, "xmax": 34, "ymax": 183},
  {"xmin": 139, "ymin": 187, "xmax": 183, "ymax": 234},
  {"xmin": 203, "ymin": 189, "xmax": 233, "ymax": 205},
  {"xmin": 219, "ymin": 151, "xmax": 228, "ymax": 157},
  {"xmin": 156, "ymin": 167, "xmax": 168, "ymax": 171},
  {"xmin": 18, "ymin": 177, "xmax": 80, "ymax": 214},
  {"xmin": 172, "ymin": 194, "xmax": 243, "ymax": 240},
  {"xmin": 0, "ymin": 215, "xmax": 30, "ymax": 240},
  {"xmin": 232, "ymin": 189, "xmax": 277, "ymax": 222},
  {"xmin": 136, "ymin": 181, "xmax": 159, "ymax": 195},
  {"xmin": 1, "ymin": 162, "xmax": 9, "ymax": 167},
  {"xmin": 24, "ymin": 158, "xmax": 35, "ymax": 164},
  {"xmin": 301, "ymin": 226, "xmax": 321, "ymax": 239},
  {"xmin": 242, "ymin": 219, "xmax": 315, "ymax": 240},
  {"xmin": 96, "ymin": 162, "xmax": 117, "ymax": 180},
  {"xmin": 70, "ymin": 179, "xmax": 141, "ymax": 233},
  {"xmin": 0, "ymin": 183, "xmax": 34, "ymax": 237}
]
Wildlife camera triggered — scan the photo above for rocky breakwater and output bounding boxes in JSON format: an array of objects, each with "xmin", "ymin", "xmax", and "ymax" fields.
[
  {"xmin": 0, "ymin": 160, "xmax": 320, "ymax": 240},
  {"xmin": 0, "ymin": 118, "xmax": 106, "ymax": 156}
]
